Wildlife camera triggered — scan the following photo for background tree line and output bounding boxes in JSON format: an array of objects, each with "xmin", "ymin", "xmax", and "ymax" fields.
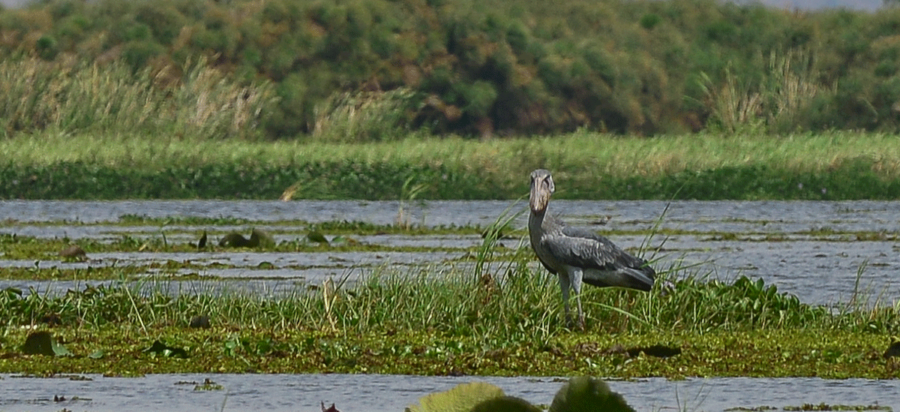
[{"xmin": 2, "ymin": 0, "xmax": 900, "ymax": 140}]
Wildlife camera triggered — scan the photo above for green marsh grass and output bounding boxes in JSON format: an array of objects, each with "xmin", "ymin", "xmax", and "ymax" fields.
[
  {"xmin": 2, "ymin": 251, "xmax": 899, "ymax": 377},
  {"xmin": 5, "ymin": 131, "xmax": 900, "ymax": 199},
  {"xmin": 7, "ymin": 131, "xmax": 900, "ymax": 176}
]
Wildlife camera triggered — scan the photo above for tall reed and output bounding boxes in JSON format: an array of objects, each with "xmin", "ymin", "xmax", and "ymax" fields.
[{"xmin": 0, "ymin": 57, "xmax": 276, "ymax": 139}]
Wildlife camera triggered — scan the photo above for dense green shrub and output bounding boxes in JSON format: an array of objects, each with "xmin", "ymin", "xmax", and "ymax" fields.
[{"xmin": 1, "ymin": 0, "xmax": 900, "ymax": 138}]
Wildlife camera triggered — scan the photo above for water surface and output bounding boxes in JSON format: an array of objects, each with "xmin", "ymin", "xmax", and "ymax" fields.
[
  {"xmin": 2, "ymin": 200, "xmax": 899, "ymax": 305},
  {"xmin": 0, "ymin": 373, "xmax": 897, "ymax": 412}
]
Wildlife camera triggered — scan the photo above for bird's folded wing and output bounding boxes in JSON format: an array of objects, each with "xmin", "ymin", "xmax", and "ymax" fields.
[{"xmin": 541, "ymin": 233, "xmax": 619, "ymax": 272}]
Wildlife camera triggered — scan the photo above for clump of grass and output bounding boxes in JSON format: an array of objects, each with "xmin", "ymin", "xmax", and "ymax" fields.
[
  {"xmin": 2, "ymin": 250, "xmax": 898, "ymax": 337},
  {"xmin": 698, "ymin": 68, "xmax": 766, "ymax": 135},
  {"xmin": 0, "ymin": 57, "xmax": 276, "ymax": 139},
  {"xmin": 698, "ymin": 49, "xmax": 834, "ymax": 135},
  {"xmin": 396, "ymin": 174, "xmax": 431, "ymax": 230},
  {"xmin": 765, "ymin": 48, "xmax": 833, "ymax": 133},
  {"xmin": 311, "ymin": 88, "xmax": 421, "ymax": 142}
]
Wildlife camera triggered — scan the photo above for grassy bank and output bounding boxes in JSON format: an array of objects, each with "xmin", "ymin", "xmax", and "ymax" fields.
[
  {"xmin": 3, "ymin": 131, "xmax": 900, "ymax": 200},
  {"xmin": 1, "ymin": 265, "xmax": 898, "ymax": 378}
]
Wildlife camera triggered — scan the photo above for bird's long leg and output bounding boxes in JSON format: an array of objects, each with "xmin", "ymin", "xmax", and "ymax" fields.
[
  {"xmin": 557, "ymin": 272, "xmax": 572, "ymax": 327},
  {"xmin": 570, "ymin": 268, "xmax": 585, "ymax": 330}
]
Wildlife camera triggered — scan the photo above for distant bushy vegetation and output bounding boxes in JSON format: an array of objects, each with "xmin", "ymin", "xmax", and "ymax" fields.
[{"xmin": 2, "ymin": 0, "xmax": 900, "ymax": 139}]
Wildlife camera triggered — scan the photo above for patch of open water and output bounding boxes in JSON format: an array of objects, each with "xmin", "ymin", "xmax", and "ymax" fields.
[
  {"xmin": 2, "ymin": 200, "xmax": 900, "ymax": 304},
  {"xmin": 0, "ymin": 374, "xmax": 897, "ymax": 412},
  {"xmin": 4, "ymin": 199, "xmax": 900, "ymax": 230}
]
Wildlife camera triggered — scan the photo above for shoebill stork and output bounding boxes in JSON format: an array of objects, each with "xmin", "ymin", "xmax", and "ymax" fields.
[{"xmin": 528, "ymin": 169, "xmax": 656, "ymax": 329}]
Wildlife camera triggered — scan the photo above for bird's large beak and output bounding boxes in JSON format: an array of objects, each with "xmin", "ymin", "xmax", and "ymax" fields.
[{"xmin": 530, "ymin": 176, "xmax": 553, "ymax": 213}]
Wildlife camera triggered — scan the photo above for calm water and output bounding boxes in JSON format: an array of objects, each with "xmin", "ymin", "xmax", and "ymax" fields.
[
  {"xmin": 2, "ymin": 200, "xmax": 899, "ymax": 305},
  {"xmin": 0, "ymin": 373, "xmax": 898, "ymax": 412}
]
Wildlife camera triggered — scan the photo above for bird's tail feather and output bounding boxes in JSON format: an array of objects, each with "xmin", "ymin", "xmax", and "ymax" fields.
[{"xmin": 582, "ymin": 267, "xmax": 654, "ymax": 291}]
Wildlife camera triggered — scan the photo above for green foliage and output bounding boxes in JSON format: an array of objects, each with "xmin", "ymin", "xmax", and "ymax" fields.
[
  {"xmin": 472, "ymin": 397, "xmax": 541, "ymax": 412},
  {"xmin": 3, "ymin": 131, "xmax": 900, "ymax": 200},
  {"xmin": 0, "ymin": 159, "xmax": 493, "ymax": 200},
  {"xmin": 35, "ymin": 35, "xmax": 57, "ymax": 60},
  {"xmin": 640, "ymin": 13, "xmax": 661, "ymax": 30},
  {"xmin": 550, "ymin": 377, "xmax": 634, "ymax": 412},
  {"xmin": 0, "ymin": 0, "xmax": 899, "ymax": 137},
  {"xmin": 655, "ymin": 275, "xmax": 822, "ymax": 330},
  {"xmin": 406, "ymin": 382, "xmax": 505, "ymax": 412},
  {"xmin": 22, "ymin": 331, "xmax": 71, "ymax": 356},
  {"xmin": 458, "ymin": 81, "xmax": 498, "ymax": 118},
  {"xmin": 134, "ymin": 3, "xmax": 185, "ymax": 45},
  {"xmin": 1, "ymin": 223, "xmax": 900, "ymax": 377},
  {"xmin": 406, "ymin": 377, "xmax": 633, "ymax": 412},
  {"xmin": 122, "ymin": 40, "xmax": 164, "ymax": 69}
]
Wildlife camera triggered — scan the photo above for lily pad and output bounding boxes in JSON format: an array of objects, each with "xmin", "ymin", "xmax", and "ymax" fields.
[
  {"xmin": 307, "ymin": 231, "xmax": 329, "ymax": 245},
  {"xmin": 406, "ymin": 382, "xmax": 504, "ymax": 412},
  {"xmin": 143, "ymin": 340, "xmax": 188, "ymax": 358},
  {"xmin": 550, "ymin": 377, "xmax": 634, "ymax": 412},
  {"xmin": 22, "ymin": 331, "xmax": 72, "ymax": 357},
  {"xmin": 250, "ymin": 228, "xmax": 275, "ymax": 248},
  {"xmin": 472, "ymin": 396, "xmax": 541, "ymax": 412},
  {"xmin": 218, "ymin": 233, "xmax": 252, "ymax": 248}
]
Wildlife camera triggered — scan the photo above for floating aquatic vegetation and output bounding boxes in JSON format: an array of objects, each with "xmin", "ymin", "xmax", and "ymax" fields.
[
  {"xmin": 21, "ymin": 331, "xmax": 72, "ymax": 357},
  {"xmin": 407, "ymin": 377, "xmax": 631, "ymax": 412}
]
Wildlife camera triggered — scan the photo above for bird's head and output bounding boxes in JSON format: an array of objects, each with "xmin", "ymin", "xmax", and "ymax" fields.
[{"xmin": 529, "ymin": 169, "xmax": 555, "ymax": 214}]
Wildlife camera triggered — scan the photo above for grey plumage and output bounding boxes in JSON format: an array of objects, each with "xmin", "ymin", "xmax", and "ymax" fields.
[{"xmin": 528, "ymin": 169, "xmax": 655, "ymax": 328}]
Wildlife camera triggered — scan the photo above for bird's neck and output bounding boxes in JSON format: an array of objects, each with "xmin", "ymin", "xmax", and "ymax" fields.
[
  {"xmin": 528, "ymin": 209, "xmax": 544, "ymax": 245},
  {"xmin": 532, "ymin": 208, "xmax": 566, "ymax": 234},
  {"xmin": 529, "ymin": 207, "xmax": 560, "ymax": 233},
  {"xmin": 528, "ymin": 207, "xmax": 546, "ymax": 224}
]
